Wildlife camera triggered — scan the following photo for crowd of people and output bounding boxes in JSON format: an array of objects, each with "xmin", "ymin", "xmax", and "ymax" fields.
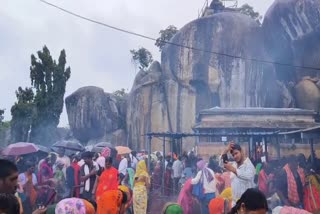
[{"xmin": 0, "ymin": 142, "xmax": 319, "ymax": 214}]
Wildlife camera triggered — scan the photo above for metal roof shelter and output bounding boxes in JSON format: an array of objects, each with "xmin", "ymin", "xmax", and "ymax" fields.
[
  {"xmin": 279, "ymin": 125, "xmax": 320, "ymax": 165},
  {"xmin": 144, "ymin": 130, "xmax": 280, "ymax": 195}
]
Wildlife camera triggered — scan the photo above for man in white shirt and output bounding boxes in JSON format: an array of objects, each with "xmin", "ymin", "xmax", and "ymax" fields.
[
  {"xmin": 191, "ymin": 160, "xmax": 216, "ymax": 214},
  {"xmin": 118, "ymin": 155, "xmax": 128, "ymax": 183},
  {"xmin": 130, "ymin": 151, "xmax": 138, "ymax": 170},
  {"xmin": 221, "ymin": 143, "xmax": 255, "ymax": 204},
  {"xmin": 56, "ymin": 148, "xmax": 71, "ymax": 177},
  {"xmin": 172, "ymin": 157, "xmax": 183, "ymax": 194}
]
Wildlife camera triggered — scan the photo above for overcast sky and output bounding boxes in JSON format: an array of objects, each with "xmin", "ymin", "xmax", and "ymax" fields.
[{"xmin": 0, "ymin": 0, "xmax": 273, "ymax": 127}]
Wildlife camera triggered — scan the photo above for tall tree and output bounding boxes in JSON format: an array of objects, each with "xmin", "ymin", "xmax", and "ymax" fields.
[
  {"xmin": 130, "ymin": 47, "xmax": 153, "ymax": 71},
  {"xmin": 155, "ymin": 25, "xmax": 179, "ymax": 52},
  {"xmin": 0, "ymin": 109, "xmax": 4, "ymax": 123},
  {"xmin": 29, "ymin": 46, "xmax": 71, "ymax": 144},
  {"xmin": 10, "ymin": 87, "xmax": 35, "ymax": 142},
  {"xmin": 239, "ymin": 4, "xmax": 262, "ymax": 25}
]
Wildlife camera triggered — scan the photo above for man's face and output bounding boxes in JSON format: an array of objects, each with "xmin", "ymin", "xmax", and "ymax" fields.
[
  {"xmin": 231, "ymin": 149, "xmax": 242, "ymax": 163},
  {"xmin": 0, "ymin": 171, "xmax": 19, "ymax": 194},
  {"xmin": 28, "ymin": 166, "xmax": 35, "ymax": 174},
  {"xmin": 84, "ymin": 157, "xmax": 92, "ymax": 165},
  {"xmin": 105, "ymin": 161, "xmax": 112, "ymax": 169}
]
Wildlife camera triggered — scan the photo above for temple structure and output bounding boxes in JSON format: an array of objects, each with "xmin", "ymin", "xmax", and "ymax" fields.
[{"xmin": 193, "ymin": 107, "xmax": 319, "ymax": 160}]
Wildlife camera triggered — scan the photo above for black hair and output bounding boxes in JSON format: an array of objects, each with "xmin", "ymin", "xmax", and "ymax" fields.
[
  {"xmin": 230, "ymin": 144, "xmax": 242, "ymax": 153},
  {"xmin": 0, "ymin": 193, "xmax": 20, "ymax": 214},
  {"xmin": 229, "ymin": 188, "xmax": 268, "ymax": 214},
  {"xmin": 120, "ymin": 190, "xmax": 128, "ymax": 204},
  {"xmin": 0, "ymin": 159, "xmax": 18, "ymax": 179},
  {"xmin": 81, "ymin": 151, "xmax": 93, "ymax": 159},
  {"xmin": 131, "ymin": 151, "xmax": 137, "ymax": 157},
  {"xmin": 105, "ymin": 157, "xmax": 113, "ymax": 164}
]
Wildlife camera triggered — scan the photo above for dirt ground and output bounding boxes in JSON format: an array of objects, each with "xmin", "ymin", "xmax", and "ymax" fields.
[{"xmin": 148, "ymin": 191, "xmax": 178, "ymax": 214}]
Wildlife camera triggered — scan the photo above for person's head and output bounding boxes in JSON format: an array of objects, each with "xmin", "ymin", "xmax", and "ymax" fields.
[
  {"xmin": 56, "ymin": 160, "xmax": 64, "ymax": 170},
  {"xmin": 287, "ymin": 155, "xmax": 298, "ymax": 171},
  {"xmin": 209, "ymin": 197, "xmax": 228, "ymax": 214},
  {"xmin": 229, "ymin": 188, "xmax": 268, "ymax": 214},
  {"xmin": 82, "ymin": 151, "xmax": 93, "ymax": 165},
  {"xmin": 196, "ymin": 160, "xmax": 206, "ymax": 170},
  {"xmin": 0, "ymin": 193, "xmax": 20, "ymax": 213},
  {"xmin": 0, "ymin": 159, "xmax": 19, "ymax": 194},
  {"xmin": 25, "ymin": 161, "xmax": 35, "ymax": 174},
  {"xmin": 71, "ymin": 154, "xmax": 80, "ymax": 163},
  {"xmin": 297, "ymin": 153, "xmax": 306, "ymax": 168},
  {"xmin": 57, "ymin": 148, "xmax": 65, "ymax": 157},
  {"xmin": 165, "ymin": 155, "xmax": 171, "ymax": 162},
  {"xmin": 131, "ymin": 151, "xmax": 137, "ymax": 157},
  {"xmin": 162, "ymin": 203, "xmax": 183, "ymax": 214},
  {"xmin": 230, "ymin": 144, "xmax": 244, "ymax": 164},
  {"xmin": 48, "ymin": 153, "xmax": 57, "ymax": 166},
  {"xmin": 136, "ymin": 160, "xmax": 147, "ymax": 174},
  {"xmin": 105, "ymin": 157, "xmax": 113, "ymax": 169}
]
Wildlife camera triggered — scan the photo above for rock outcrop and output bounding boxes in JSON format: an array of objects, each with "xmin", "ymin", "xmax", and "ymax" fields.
[
  {"xmin": 263, "ymin": 0, "xmax": 320, "ymax": 82},
  {"xmin": 67, "ymin": 0, "xmax": 320, "ymax": 151},
  {"xmin": 126, "ymin": 61, "xmax": 171, "ymax": 151},
  {"xmin": 65, "ymin": 86, "xmax": 126, "ymax": 144},
  {"xmin": 127, "ymin": 12, "xmax": 281, "ymax": 151}
]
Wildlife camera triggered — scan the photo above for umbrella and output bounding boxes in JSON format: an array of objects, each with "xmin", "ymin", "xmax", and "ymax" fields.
[
  {"xmin": 36, "ymin": 144, "xmax": 51, "ymax": 154},
  {"xmin": 115, "ymin": 146, "xmax": 131, "ymax": 155},
  {"xmin": 95, "ymin": 142, "xmax": 114, "ymax": 148},
  {"xmin": 52, "ymin": 140, "xmax": 84, "ymax": 151},
  {"xmin": 2, "ymin": 142, "xmax": 39, "ymax": 156}
]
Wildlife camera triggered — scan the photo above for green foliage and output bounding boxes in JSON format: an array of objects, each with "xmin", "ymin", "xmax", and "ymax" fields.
[
  {"xmin": 239, "ymin": 4, "xmax": 262, "ymax": 25},
  {"xmin": 10, "ymin": 46, "xmax": 71, "ymax": 145},
  {"xmin": 10, "ymin": 87, "xmax": 35, "ymax": 142},
  {"xmin": 30, "ymin": 46, "xmax": 71, "ymax": 145},
  {"xmin": 0, "ymin": 109, "xmax": 4, "ymax": 123},
  {"xmin": 130, "ymin": 48, "xmax": 153, "ymax": 71},
  {"xmin": 155, "ymin": 25, "xmax": 179, "ymax": 52},
  {"xmin": 113, "ymin": 88, "xmax": 127, "ymax": 99}
]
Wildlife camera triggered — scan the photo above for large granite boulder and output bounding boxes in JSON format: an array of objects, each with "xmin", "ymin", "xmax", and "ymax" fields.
[
  {"xmin": 127, "ymin": 61, "xmax": 171, "ymax": 151},
  {"xmin": 65, "ymin": 86, "xmax": 121, "ymax": 143},
  {"xmin": 262, "ymin": 0, "xmax": 320, "ymax": 82},
  {"xmin": 161, "ymin": 12, "xmax": 280, "ymax": 132},
  {"xmin": 294, "ymin": 78, "xmax": 320, "ymax": 111}
]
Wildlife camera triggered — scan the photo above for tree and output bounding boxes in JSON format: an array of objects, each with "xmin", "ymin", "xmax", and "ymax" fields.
[
  {"xmin": 130, "ymin": 48, "xmax": 153, "ymax": 71},
  {"xmin": 0, "ymin": 109, "xmax": 4, "ymax": 123},
  {"xmin": 239, "ymin": 4, "xmax": 262, "ymax": 25},
  {"xmin": 155, "ymin": 25, "xmax": 179, "ymax": 52},
  {"xmin": 29, "ymin": 46, "xmax": 71, "ymax": 144},
  {"xmin": 10, "ymin": 87, "xmax": 35, "ymax": 142}
]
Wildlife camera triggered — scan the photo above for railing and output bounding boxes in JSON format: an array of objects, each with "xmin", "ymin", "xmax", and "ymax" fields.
[
  {"xmin": 198, "ymin": 0, "xmax": 209, "ymax": 18},
  {"xmin": 198, "ymin": 0, "xmax": 238, "ymax": 18}
]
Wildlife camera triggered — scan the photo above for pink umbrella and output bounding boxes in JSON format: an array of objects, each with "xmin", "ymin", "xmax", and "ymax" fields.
[{"xmin": 2, "ymin": 142, "xmax": 39, "ymax": 156}]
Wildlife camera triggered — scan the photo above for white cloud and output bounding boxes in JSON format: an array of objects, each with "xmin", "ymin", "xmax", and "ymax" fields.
[{"xmin": 0, "ymin": 0, "xmax": 273, "ymax": 126}]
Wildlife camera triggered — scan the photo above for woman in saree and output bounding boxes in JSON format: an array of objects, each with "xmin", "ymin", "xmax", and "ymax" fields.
[
  {"xmin": 133, "ymin": 160, "xmax": 150, "ymax": 214},
  {"xmin": 18, "ymin": 161, "xmax": 38, "ymax": 214},
  {"xmin": 96, "ymin": 189, "xmax": 126, "ymax": 214},
  {"xmin": 152, "ymin": 159, "xmax": 162, "ymax": 190},
  {"xmin": 177, "ymin": 179, "xmax": 196, "ymax": 214}
]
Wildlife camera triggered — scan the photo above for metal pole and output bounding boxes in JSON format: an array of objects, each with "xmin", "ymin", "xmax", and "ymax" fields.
[
  {"xmin": 276, "ymin": 135, "xmax": 280, "ymax": 160},
  {"xmin": 162, "ymin": 136, "xmax": 166, "ymax": 195},
  {"xmin": 249, "ymin": 136, "xmax": 253, "ymax": 159},
  {"xmin": 310, "ymin": 138, "xmax": 315, "ymax": 166},
  {"xmin": 147, "ymin": 136, "xmax": 152, "ymax": 174}
]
